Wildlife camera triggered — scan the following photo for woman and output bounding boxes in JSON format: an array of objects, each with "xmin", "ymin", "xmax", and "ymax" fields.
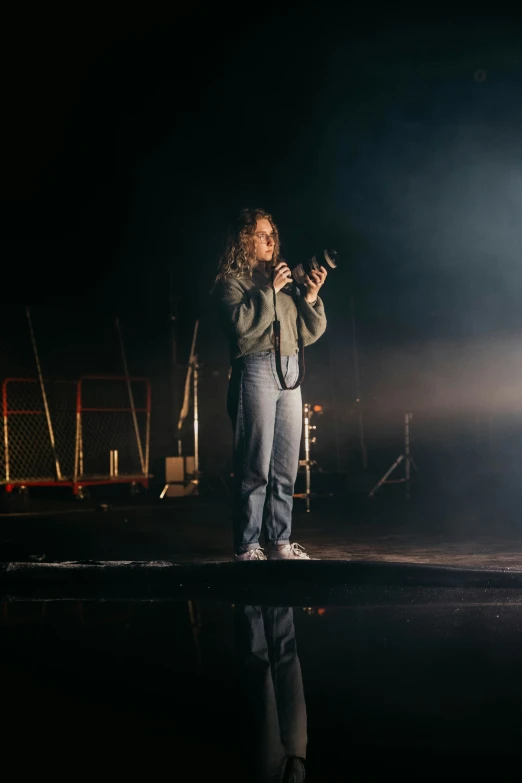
[{"xmin": 214, "ymin": 208, "xmax": 327, "ymax": 561}]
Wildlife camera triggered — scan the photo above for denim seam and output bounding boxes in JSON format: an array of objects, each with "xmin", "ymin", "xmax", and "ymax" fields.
[
  {"xmin": 268, "ymin": 433, "xmax": 276, "ymax": 543},
  {"xmin": 236, "ymin": 370, "xmax": 248, "ymax": 553}
]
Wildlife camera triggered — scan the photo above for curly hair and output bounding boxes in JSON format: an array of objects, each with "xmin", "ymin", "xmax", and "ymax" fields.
[{"xmin": 215, "ymin": 207, "xmax": 281, "ymax": 283}]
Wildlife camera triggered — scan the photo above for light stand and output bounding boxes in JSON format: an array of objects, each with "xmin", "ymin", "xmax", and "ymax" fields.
[
  {"xmin": 190, "ymin": 353, "xmax": 200, "ymax": 493},
  {"xmin": 294, "ymin": 403, "xmax": 323, "ymax": 512},
  {"xmin": 368, "ymin": 412, "xmax": 419, "ymax": 499},
  {"xmin": 160, "ymin": 320, "xmax": 201, "ymax": 498},
  {"xmin": 350, "ymin": 296, "xmax": 368, "ymax": 471}
]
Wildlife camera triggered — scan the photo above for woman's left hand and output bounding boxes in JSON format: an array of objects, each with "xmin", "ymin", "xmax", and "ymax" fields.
[{"xmin": 304, "ymin": 268, "xmax": 327, "ymax": 303}]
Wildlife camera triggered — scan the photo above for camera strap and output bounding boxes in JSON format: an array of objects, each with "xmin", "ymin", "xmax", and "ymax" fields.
[{"xmin": 272, "ymin": 286, "xmax": 305, "ymax": 391}]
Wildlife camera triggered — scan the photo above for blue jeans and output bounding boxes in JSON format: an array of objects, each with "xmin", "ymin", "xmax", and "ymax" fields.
[
  {"xmin": 235, "ymin": 605, "xmax": 307, "ymax": 781},
  {"xmin": 228, "ymin": 351, "xmax": 302, "ymax": 555}
]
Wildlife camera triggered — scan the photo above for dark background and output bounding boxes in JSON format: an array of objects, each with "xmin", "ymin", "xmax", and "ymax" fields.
[{"xmin": 3, "ymin": 7, "xmax": 522, "ymax": 480}]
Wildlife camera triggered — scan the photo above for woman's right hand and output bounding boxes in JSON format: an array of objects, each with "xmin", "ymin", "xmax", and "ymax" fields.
[{"xmin": 272, "ymin": 262, "xmax": 293, "ymax": 293}]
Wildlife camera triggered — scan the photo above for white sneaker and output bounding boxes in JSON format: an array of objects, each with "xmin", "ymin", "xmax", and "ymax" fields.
[
  {"xmin": 234, "ymin": 548, "xmax": 267, "ymax": 562},
  {"xmin": 266, "ymin": 543, "xmax": 311, "ymax": 560}
]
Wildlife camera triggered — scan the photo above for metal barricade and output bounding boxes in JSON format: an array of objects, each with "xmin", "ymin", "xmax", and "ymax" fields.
[
  {"xmin": 1, "ymin": 378, "xmax": 76, "ymax": 485},
  {"xmin": 1, "ymin": 376, "xmax": 151, "ymax": 495},
  {"xmin": 73, "ymin": 376, "xmax": 151, "ymax": 494}
]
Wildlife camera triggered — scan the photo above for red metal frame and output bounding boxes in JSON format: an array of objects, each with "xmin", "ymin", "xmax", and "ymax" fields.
[
  {"xmin": 2, "ymin": 378, "xmax": 77, "ymax": 490},
  {"xmin": 1, "ymin": 375, "xmax": 151, "ymax": 496}
]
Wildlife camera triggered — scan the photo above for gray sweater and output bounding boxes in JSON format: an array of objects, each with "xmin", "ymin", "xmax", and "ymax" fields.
[{"xmin": 215, "ymin": 269, "xmax": 327, "ymax": 361}]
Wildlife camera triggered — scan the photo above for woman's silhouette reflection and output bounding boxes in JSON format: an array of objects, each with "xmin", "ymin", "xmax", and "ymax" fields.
[{"xmin": 235, "ymin": 605, "xmax": 307, "ymax": 782}]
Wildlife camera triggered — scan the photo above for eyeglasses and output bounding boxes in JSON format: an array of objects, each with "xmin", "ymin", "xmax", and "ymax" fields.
[{"xmin": 254, "ymin": 232, "xmax": 276, "ymax": 244}]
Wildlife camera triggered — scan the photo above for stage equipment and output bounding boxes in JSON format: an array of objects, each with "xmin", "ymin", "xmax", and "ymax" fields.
[
  {"xmin": 160, "ymin": 320, "xmax": 200, "ymax": 498},
  {"xmin": 294, "ymin": 403, "xmax": 325, "ymax": 512},
  {"xmin": 349, "ymin": 295, "xmax": 367, "ymax": 470},
  {"xmin": 368, "ymin": 412, "xmax": 419, "ymax": 499},
  {"xmin": 160, "ymin": 456, "xmax": 196, "ymax": 498}
]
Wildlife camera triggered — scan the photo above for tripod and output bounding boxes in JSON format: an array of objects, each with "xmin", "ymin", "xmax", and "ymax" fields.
[{"xmin": 368, "ymin": 412, "xmax": 419, "ymax": 499}]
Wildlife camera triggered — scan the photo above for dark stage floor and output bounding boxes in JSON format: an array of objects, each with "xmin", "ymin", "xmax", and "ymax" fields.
[
  {"xmin": 2, "ymin": 483, "xmax": 522, "ymax": 568},
  {"xmin": 3, "ymin": 487, "xmax": 522, "ymax": 776}
]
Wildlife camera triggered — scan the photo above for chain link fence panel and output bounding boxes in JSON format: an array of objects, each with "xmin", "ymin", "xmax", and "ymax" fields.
[
  {"xmin": 1, "ymin": 379, "xmax": 76, "ymax": 483},
  {"xmin": 76, "ymin": 377, "xmax": 150, "ymax": 481}
]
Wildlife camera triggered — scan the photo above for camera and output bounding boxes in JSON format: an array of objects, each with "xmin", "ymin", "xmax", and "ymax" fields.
[
  {"xmin": 291, "ymin": 249, "xmax": 339, "ymax": 285},
  {"xmin": 278, "ymin": 249, "xmax": 339, "ymax": 294}
]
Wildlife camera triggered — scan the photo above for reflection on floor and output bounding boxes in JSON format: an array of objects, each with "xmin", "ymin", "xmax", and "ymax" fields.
[{"xmin": 3, "ymin": 594, "xmax": 522, "ymax": 777}]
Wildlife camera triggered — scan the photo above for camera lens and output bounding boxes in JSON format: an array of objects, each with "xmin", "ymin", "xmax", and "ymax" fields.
[
  {"xmin": 291, "ymin": 249, "xmax": 339, "ymax": 285},
  {"xmin": 323, "ymin": 249, "xmax": 339, "ymax": 269}
]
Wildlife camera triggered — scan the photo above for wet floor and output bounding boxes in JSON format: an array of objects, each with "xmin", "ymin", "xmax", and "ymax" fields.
[{"xmin": 3, "ymin": 591, "xmax": 522, "ymax": 779}]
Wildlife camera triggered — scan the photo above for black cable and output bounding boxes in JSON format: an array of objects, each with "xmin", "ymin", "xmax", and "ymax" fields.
[{"xmin": 272, "ymin": 284, "xmax": 305, "ymax": 391}]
